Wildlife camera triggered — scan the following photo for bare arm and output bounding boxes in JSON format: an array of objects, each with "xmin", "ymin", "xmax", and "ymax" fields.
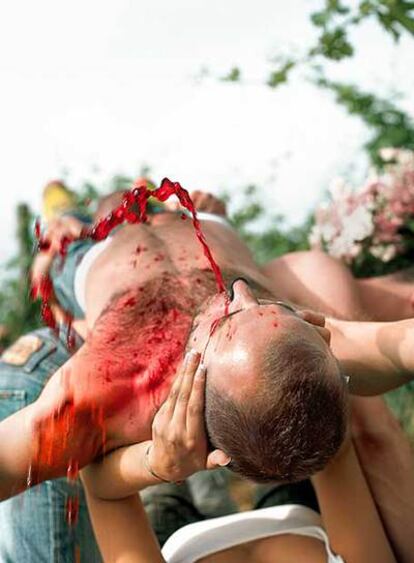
[
  {"xmin": 82, "ymin": 491, "xmax": 164, "ymax": 563},
  {"xmin": 82, "ymin": 351, "xmax": 228, "ymax": 563},
  {"xmin": 327, "ymin": 317, "xmax": 414, "ymax": 394},
  {"xmin": 0, "ymin": 402, "xmax": 40, "ymax": 499},
  {"xmin": 0, "ymin": 345, "xmax": 111, "ymax": 501},
  {"xmin": 312, "ymin": 437, "xmax": 396, "ymax": 563},
  {"xmin": 0, "ymin": 360, "xmax": 74, "ymax": 500},
  {"xmin": 351, "ymin": 396, "xmax": 414, "ymax": 563}
]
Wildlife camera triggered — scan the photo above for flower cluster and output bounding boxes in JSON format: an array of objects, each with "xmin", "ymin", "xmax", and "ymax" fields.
[{"xmin": 309, "ymin": 149, "xmax": 414, "ymax": 273}]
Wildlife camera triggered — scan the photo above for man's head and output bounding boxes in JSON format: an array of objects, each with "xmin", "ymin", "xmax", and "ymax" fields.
[{"xmin": 190, "ymin": 279, "xmax": 348, "ymax": 483}]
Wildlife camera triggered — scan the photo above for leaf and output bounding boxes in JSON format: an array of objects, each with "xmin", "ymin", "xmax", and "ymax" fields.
[
  {"xmin": 267, "ymin": 60, "xmax": 295, "ymax": 88},
  {"xmin": 311, "ymin": 11, "xmax": 330, "ymax": 27},
  {"xmin": 327, "ymin": 0, "xmax": 350, "ymax": 15},
  {"xmin": 317, "ymin": 27, "xmax": 354, "ymax": 60},
  {"xmin": 221, "ymin": 67, "xmax": 241, "ymax": 82}
]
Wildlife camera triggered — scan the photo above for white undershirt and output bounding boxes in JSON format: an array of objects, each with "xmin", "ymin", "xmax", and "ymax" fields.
[{"xmin": 162, "ymin": 504, "xmax": 345, "ymax": 563}]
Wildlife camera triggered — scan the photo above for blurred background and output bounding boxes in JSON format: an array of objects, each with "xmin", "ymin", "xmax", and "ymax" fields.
[{"xmin": 1, "ymin": 1, "xmax": 414, "ymax": 431}]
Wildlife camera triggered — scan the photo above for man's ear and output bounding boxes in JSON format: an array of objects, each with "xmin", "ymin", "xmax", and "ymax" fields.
[{"xmin": 206, "ymin": 449, "xmax": 232, "ymax": 469}]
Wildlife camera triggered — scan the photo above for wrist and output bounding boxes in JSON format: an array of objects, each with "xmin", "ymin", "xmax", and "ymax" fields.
[{"xmin": 144, "ymin": 444, "xmax": 172, "ymax": 484}]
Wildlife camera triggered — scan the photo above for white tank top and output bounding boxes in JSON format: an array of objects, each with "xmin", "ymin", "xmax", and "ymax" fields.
[{"xmin": 162, "ymin": 504, "xmax": 345, "ymax": 563}]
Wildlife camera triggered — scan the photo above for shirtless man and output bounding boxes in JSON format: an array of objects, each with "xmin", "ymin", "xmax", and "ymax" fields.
[{"xmin": 0, "ymin": 181, "xmax": 413, "ymax": 501}]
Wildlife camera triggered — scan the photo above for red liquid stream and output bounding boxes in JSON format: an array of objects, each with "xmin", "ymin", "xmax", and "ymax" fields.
[
  {"xmin": 32, "ymin": 178, "xmax": 228, "ymax": 525},
  {"xmin": 87, "ymin": 177, "xmax": 226, "ymax": 293},
  {"xmin": 34, "ymin": 178, "xmax": 227, "ymax": 346},
  {"xmin": 34, "ymin": 178, "xmax": 226, "ymax": 327}
]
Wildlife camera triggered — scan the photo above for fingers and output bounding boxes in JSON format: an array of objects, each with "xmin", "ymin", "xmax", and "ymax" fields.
[
  {"xmin": 206, "ymin": 449, "xmax": 232, "ymax": 470},
  {"xmin": 172, "ymin": 350, "xmax": 201, "ymax": 426},
  {"xmin": 190, "ymin": 191, "xmax": 227, "ymax": 216},
  {"xmin": 315, "ymin": 325, "xmax": 331, "ymax": 345},
  {"xmin": 149, "ymin": 350, "xmax": 232, "ymax": 480},
  {"xmin": 296, "ymin": 310, "xmax": 330, "ymax": 343},
  {"xmin": 41, "ymin": 217, "xmax": 84, "ymax": 251},
  {"xmin": 298, "ymin": 309, "xmax": 326, "ymax": 327},
  {"xmin": 32, "ymin": 217, "xmax": 85, "ymax": 287},
  {"xmin": 31, "ymin": 253, "xmax": 55, "ymax": 287},
  {"xmin": 186, "ymin": 361, "xmax": 206, "ymax": 438},
  {"xmin": 162, "ymin": 350, "xmax": 200, "ymax": 419}
]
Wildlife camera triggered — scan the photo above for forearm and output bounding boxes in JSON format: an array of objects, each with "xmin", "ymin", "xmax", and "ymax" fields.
[
  {"xmin": 328, "ymin": 317, "xmax": 414, "ymax": 394},
  {"xmin": 82, "ymin": 441, "xmax": 160, "ymax": 500},
  {"xmin": 312, "ymin": 442, "xmax": 396, "ymax": 563},
  {"xmin": 84, "ymin": 486, "xmax": 164, "ymax": 563},
  {"xmin": 0, "ymin": 350, "xmax": 110, "ymax": 500},
  {"xmin": 0, "ymin": 402, "xmax": 39, "ymax": 500},
  {"xmin": 352, "ymin": 396, "xmax": 414, "ymax": 563}
]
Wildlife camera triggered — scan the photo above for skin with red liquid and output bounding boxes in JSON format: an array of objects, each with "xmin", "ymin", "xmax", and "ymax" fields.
[
  {"xmin": 86, "ymin": 178, "xmax": 227, "ymax": 293},
  {"xmin": 33, "ymin": 178, "xmax": 226, "ymax": 329},
  {"xmin": 30, "ymin": 273, "xmax": 208, "ymax": 479},
  {"xmin": 30, "ymin": 178, "xmax": 275, "ymax": 482}
]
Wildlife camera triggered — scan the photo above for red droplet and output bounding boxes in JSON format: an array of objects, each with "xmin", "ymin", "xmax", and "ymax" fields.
[
  {"xmin": 66, "ymin": 495, "xmax": 79, "ymax": 526},
  {"xmin": 29, "ymin": 177, "xmax": 230, "ymax": 485},
  {"xmin": 67, "ymin": 459, "xmax": 79, "ymax": 482}
]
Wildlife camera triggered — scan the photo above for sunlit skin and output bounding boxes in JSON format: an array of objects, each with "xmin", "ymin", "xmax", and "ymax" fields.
[
  {"xmin": 2, "ymin": 201, "xmax": 414, "ymax": 501},
  {"xmin": 190, "ymin": 279, "xmax": 335, "ymax": 401},
  {"xmin": 0, "ymin": 211, "xmax": 352, "ymax": 496},
  {"xmin": 30, "ymin": 218, "xmax": 337, "ymax": 475},
  {"xmin": 65, "ymin": 281, "xmax": 332, "ymax": 451}
]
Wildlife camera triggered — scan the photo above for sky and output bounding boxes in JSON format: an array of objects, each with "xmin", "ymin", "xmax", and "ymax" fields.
[{"xmin": 0, "ymin": 0, "xmax": 413, "ymax": 263}]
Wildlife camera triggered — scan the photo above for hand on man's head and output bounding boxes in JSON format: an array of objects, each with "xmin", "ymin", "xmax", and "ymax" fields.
[
  {"xmin": 298, "ymin": 309, "xmax": 331, "ymax": 345},
  {"xmin": 164, "ymin": 190, "xmax": 227, "ymax": 217}
]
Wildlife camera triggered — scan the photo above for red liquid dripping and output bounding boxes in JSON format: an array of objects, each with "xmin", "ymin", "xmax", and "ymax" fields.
[
  {"xmin": 30, "ymin": 178, "xmax": 228, "ymax": 499},
  {"xmin": 65, "ymin": 459, "xmax": 80, "ymax": 526},
  {"xmin": 86, "ymin": 178, "xmax": 226, "ymax": 293},
  {"xmin": 67, "ymin": 459, "xmax": 79, "ymax": 482},
  {"xmin": 66, "ymin": 495, "xmax": 79, "ymax": 526},
  {"xmin": 33, "ymin": 177, "xmax": 226, "ymax": 331}
]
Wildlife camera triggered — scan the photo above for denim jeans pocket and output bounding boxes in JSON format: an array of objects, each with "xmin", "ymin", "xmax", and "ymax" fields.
[{"xmin": 0, "ymin": 388, "xmax": 27, "ymax": 420}]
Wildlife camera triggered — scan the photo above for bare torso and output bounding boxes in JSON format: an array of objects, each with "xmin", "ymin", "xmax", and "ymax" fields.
[
  {"xmin": 32, "ymin": 213, "xmax": 280, "ymax": 477},
  {"xmin": 79, "ymin": 214, "xmax": 278, "ymax": 442},
  {"xmin": 85, "ymin": 213, "xmax": 275, "ymax": 327}
]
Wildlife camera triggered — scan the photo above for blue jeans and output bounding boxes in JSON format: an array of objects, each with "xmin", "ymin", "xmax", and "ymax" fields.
[{"xmin": 0, "ymin": 327, "xmax": 101, "ymax": 563}]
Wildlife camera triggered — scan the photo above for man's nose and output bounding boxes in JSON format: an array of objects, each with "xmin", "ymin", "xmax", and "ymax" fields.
[{"xmin": 230, "ymin": 278, "xmax": 258, "ymax": 309}]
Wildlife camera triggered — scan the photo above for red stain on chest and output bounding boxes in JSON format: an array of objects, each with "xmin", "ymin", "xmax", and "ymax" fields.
[{"xmin": 31, "ymin": 179, "xmax": 228, "ymax": 521}]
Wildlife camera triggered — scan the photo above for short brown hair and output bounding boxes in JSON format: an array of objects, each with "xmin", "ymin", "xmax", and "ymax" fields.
[{"xmin": 205, "ymin": 335, "xmax": 347, "ymax": 483}]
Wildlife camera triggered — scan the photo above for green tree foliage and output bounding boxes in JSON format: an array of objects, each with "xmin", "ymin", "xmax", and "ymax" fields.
[
  {"xmin": 222, "ymin": 1, "xmax": 414, "ymax": 165},
  {"xmin": 221, "ymin": 67, "xmax": 242, "ymax": 83},
  {"xmin": 317, "ymin": 78, "xmax": 414, "ymax": 165},
  {"xmin": 227, "ymin": 185, "xmax": 311, "ymax": 263},
  {"xmin": 0, "ymin": 204, "xmax": 40, "ymax": 347}
]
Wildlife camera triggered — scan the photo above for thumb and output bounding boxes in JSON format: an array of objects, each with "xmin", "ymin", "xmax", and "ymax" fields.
[{"xmin": 206, "ymin": 449, "xmax": 232, "ymax": 469}]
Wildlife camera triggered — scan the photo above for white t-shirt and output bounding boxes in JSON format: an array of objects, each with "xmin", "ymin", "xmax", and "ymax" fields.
[{"xmin": 162, "ymin": 504, "xmax": 345, "ymax": 563}]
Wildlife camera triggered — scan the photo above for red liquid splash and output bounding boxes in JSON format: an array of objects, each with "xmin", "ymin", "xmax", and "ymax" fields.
[
  {"xmin": 33, "ymin": 178, "xmax": 227, "ymax": 331},
  {"xmin": 86, "ymin": 178, "xmax": 226, "ymax": 293},
  {"xmin": 30, "ymin": 178, "xmax": 228, "ymax": 520},
  {"xmin": 66, "ymin": 495, "xmax": 79, "ymax": 526}
]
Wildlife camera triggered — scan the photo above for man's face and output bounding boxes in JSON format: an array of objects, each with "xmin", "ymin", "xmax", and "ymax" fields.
[{"xmin": 189, "ymin": 279, "xmax": 335, "ymax": 401}]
